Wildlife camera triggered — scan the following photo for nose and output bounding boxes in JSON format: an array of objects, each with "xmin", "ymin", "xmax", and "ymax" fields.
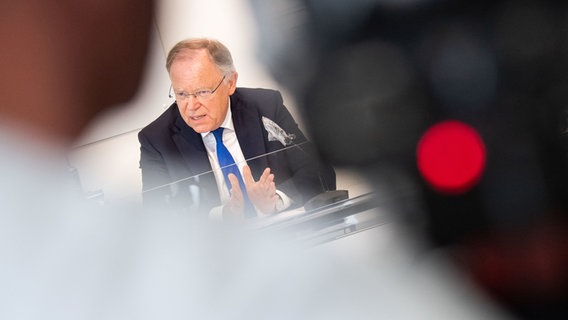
[{"xmin": 182, "ymin": 95, "xmax": 201, "ymax": 112}]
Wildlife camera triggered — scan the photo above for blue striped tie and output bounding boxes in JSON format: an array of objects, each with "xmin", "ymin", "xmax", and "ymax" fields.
[{"xmin": 212, "ymin": 127, "xmax": 255, "ymax": 217}]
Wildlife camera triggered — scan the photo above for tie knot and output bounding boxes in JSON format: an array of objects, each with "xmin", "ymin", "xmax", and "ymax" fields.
[{"xmin": 212, "ymin": 127, "xmax": 224, "ymax": 143}]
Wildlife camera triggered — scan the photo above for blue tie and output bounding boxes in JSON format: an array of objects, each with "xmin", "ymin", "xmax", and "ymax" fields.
[{"xmin": 212, "ymin": 127, "xmax": 255, "ymax": 217}]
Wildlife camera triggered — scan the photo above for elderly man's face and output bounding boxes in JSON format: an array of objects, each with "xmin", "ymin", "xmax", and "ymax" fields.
[{"xmin": 169, "ymin": 49, "xmax": 237, "ymax": 133}]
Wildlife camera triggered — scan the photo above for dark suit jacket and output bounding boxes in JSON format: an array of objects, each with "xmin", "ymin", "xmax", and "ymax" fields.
[{"xmin": 138, "ymin": 88, "xmax": 335, "ymax": 217}]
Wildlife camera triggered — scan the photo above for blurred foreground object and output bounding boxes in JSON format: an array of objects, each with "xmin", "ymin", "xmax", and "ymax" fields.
[{"xmin": 249, "ymin": 0, "xmax": 568, "ymax": 318}]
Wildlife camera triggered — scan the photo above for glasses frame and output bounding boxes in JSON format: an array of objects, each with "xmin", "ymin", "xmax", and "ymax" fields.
[{"xmin": 169, "ymin": 75, "xmax": 226, "ymax": 101}]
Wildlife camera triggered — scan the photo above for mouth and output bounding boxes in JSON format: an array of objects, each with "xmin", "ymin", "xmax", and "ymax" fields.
[{"xmin": 190, "ymin": 115, "xmax": 206, "ymax": 121}]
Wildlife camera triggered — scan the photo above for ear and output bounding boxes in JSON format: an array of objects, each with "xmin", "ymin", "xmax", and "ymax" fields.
[{"xmin": 227, "ymin": 72, "xmax": 238, "ymax": 95}]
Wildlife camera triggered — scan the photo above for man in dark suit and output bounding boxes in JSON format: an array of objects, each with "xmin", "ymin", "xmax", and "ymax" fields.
[{"xmin": 139, "ymin": 38, "xmax": 335, "ymax": 220}]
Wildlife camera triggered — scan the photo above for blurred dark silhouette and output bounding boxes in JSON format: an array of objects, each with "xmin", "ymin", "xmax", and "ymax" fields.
[{"xmin": 249, "ymin": 0, "xmax": 568, "ymax": 318}]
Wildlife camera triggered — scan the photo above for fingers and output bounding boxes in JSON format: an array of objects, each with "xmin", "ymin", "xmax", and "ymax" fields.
[
  {"xmin": 237, "ymin": 166, "xmax": 278, "ymax": 214},
  {"xmin": 243, "ymin": 165, "xmax": 275, "ymax": 190},
  {"xmin": 223, "ymin": 173, "xmax": 245, "ymax": 221},
  {"xmin": 228, "ymin": 173, "xmax": 242, "ymax": 200},
  {"xmin": 257, "ymin": 167, "xmax": 275, "ymax": 190},
  {"xmin": 243, "ymin": 165, "xmax": 255, "ymax": 187},
  {"xmin": 258, "ymin": 167, "xmax": 271, "ymax": 184}
]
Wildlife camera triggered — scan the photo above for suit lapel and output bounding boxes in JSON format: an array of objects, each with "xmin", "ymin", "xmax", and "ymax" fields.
[
  {"xmin": 172, "ymin": 109, "xmax": 212, "ymax": 176},
  {"xmin": 171, "ymin": 107, "xmax": 220, "ymax": 205},
  {"xmin": 231, "ymin": 92, "xmax": 269, "ymax": 177}
]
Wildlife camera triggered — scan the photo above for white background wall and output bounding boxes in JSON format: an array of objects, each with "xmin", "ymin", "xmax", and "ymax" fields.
[{"xmin": 67, "ymin": 0, "xmax": 369, "ymax": 204}]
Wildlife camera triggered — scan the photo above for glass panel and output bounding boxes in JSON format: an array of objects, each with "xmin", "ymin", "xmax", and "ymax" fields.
[{"xmin": 68, "ymin": 130, "xmax": 387, "ymax": 244}]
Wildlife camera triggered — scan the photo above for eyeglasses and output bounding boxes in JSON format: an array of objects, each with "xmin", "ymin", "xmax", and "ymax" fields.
[{"xmin": 169, "ymin": 76, "xmax": 226, "ymax": 101}]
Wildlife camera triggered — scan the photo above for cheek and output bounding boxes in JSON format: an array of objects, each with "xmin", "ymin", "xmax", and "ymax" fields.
[
  {"xmin": 208, "ymin": 104, "xmax": 219, "ymax": 118},
  {"xmin": 211, "ymin": 98, "xmax": 228, "ymax": 119}
]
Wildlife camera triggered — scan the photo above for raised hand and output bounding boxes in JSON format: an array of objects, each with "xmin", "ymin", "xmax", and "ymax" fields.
[
  {"xmin": 222, "ymin": 173, "xmax": 245, "ymax": 222},
  {"xmin": 243, "ymin": 166, "xmax": 278, "ymax": 214}
]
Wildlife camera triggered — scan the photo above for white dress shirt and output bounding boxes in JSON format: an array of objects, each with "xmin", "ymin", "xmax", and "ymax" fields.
[{"xmin": 202, "ymin": 102, "xmax": 291, "ymax": 220}]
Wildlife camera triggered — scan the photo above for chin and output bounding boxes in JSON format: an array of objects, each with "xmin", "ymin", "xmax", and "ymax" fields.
[{"xmin": 190, "ymin": 124, "xmax": 213, "ymax": 134}]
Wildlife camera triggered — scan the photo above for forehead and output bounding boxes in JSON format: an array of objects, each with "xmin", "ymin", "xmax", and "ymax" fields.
[
  {"xmin": 169, "ymin": 49, "xmax": 221, "ymax": 86},
  {"xmin": 171, "ymin": 49, "xmax": 214, "ymax": 72}
]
